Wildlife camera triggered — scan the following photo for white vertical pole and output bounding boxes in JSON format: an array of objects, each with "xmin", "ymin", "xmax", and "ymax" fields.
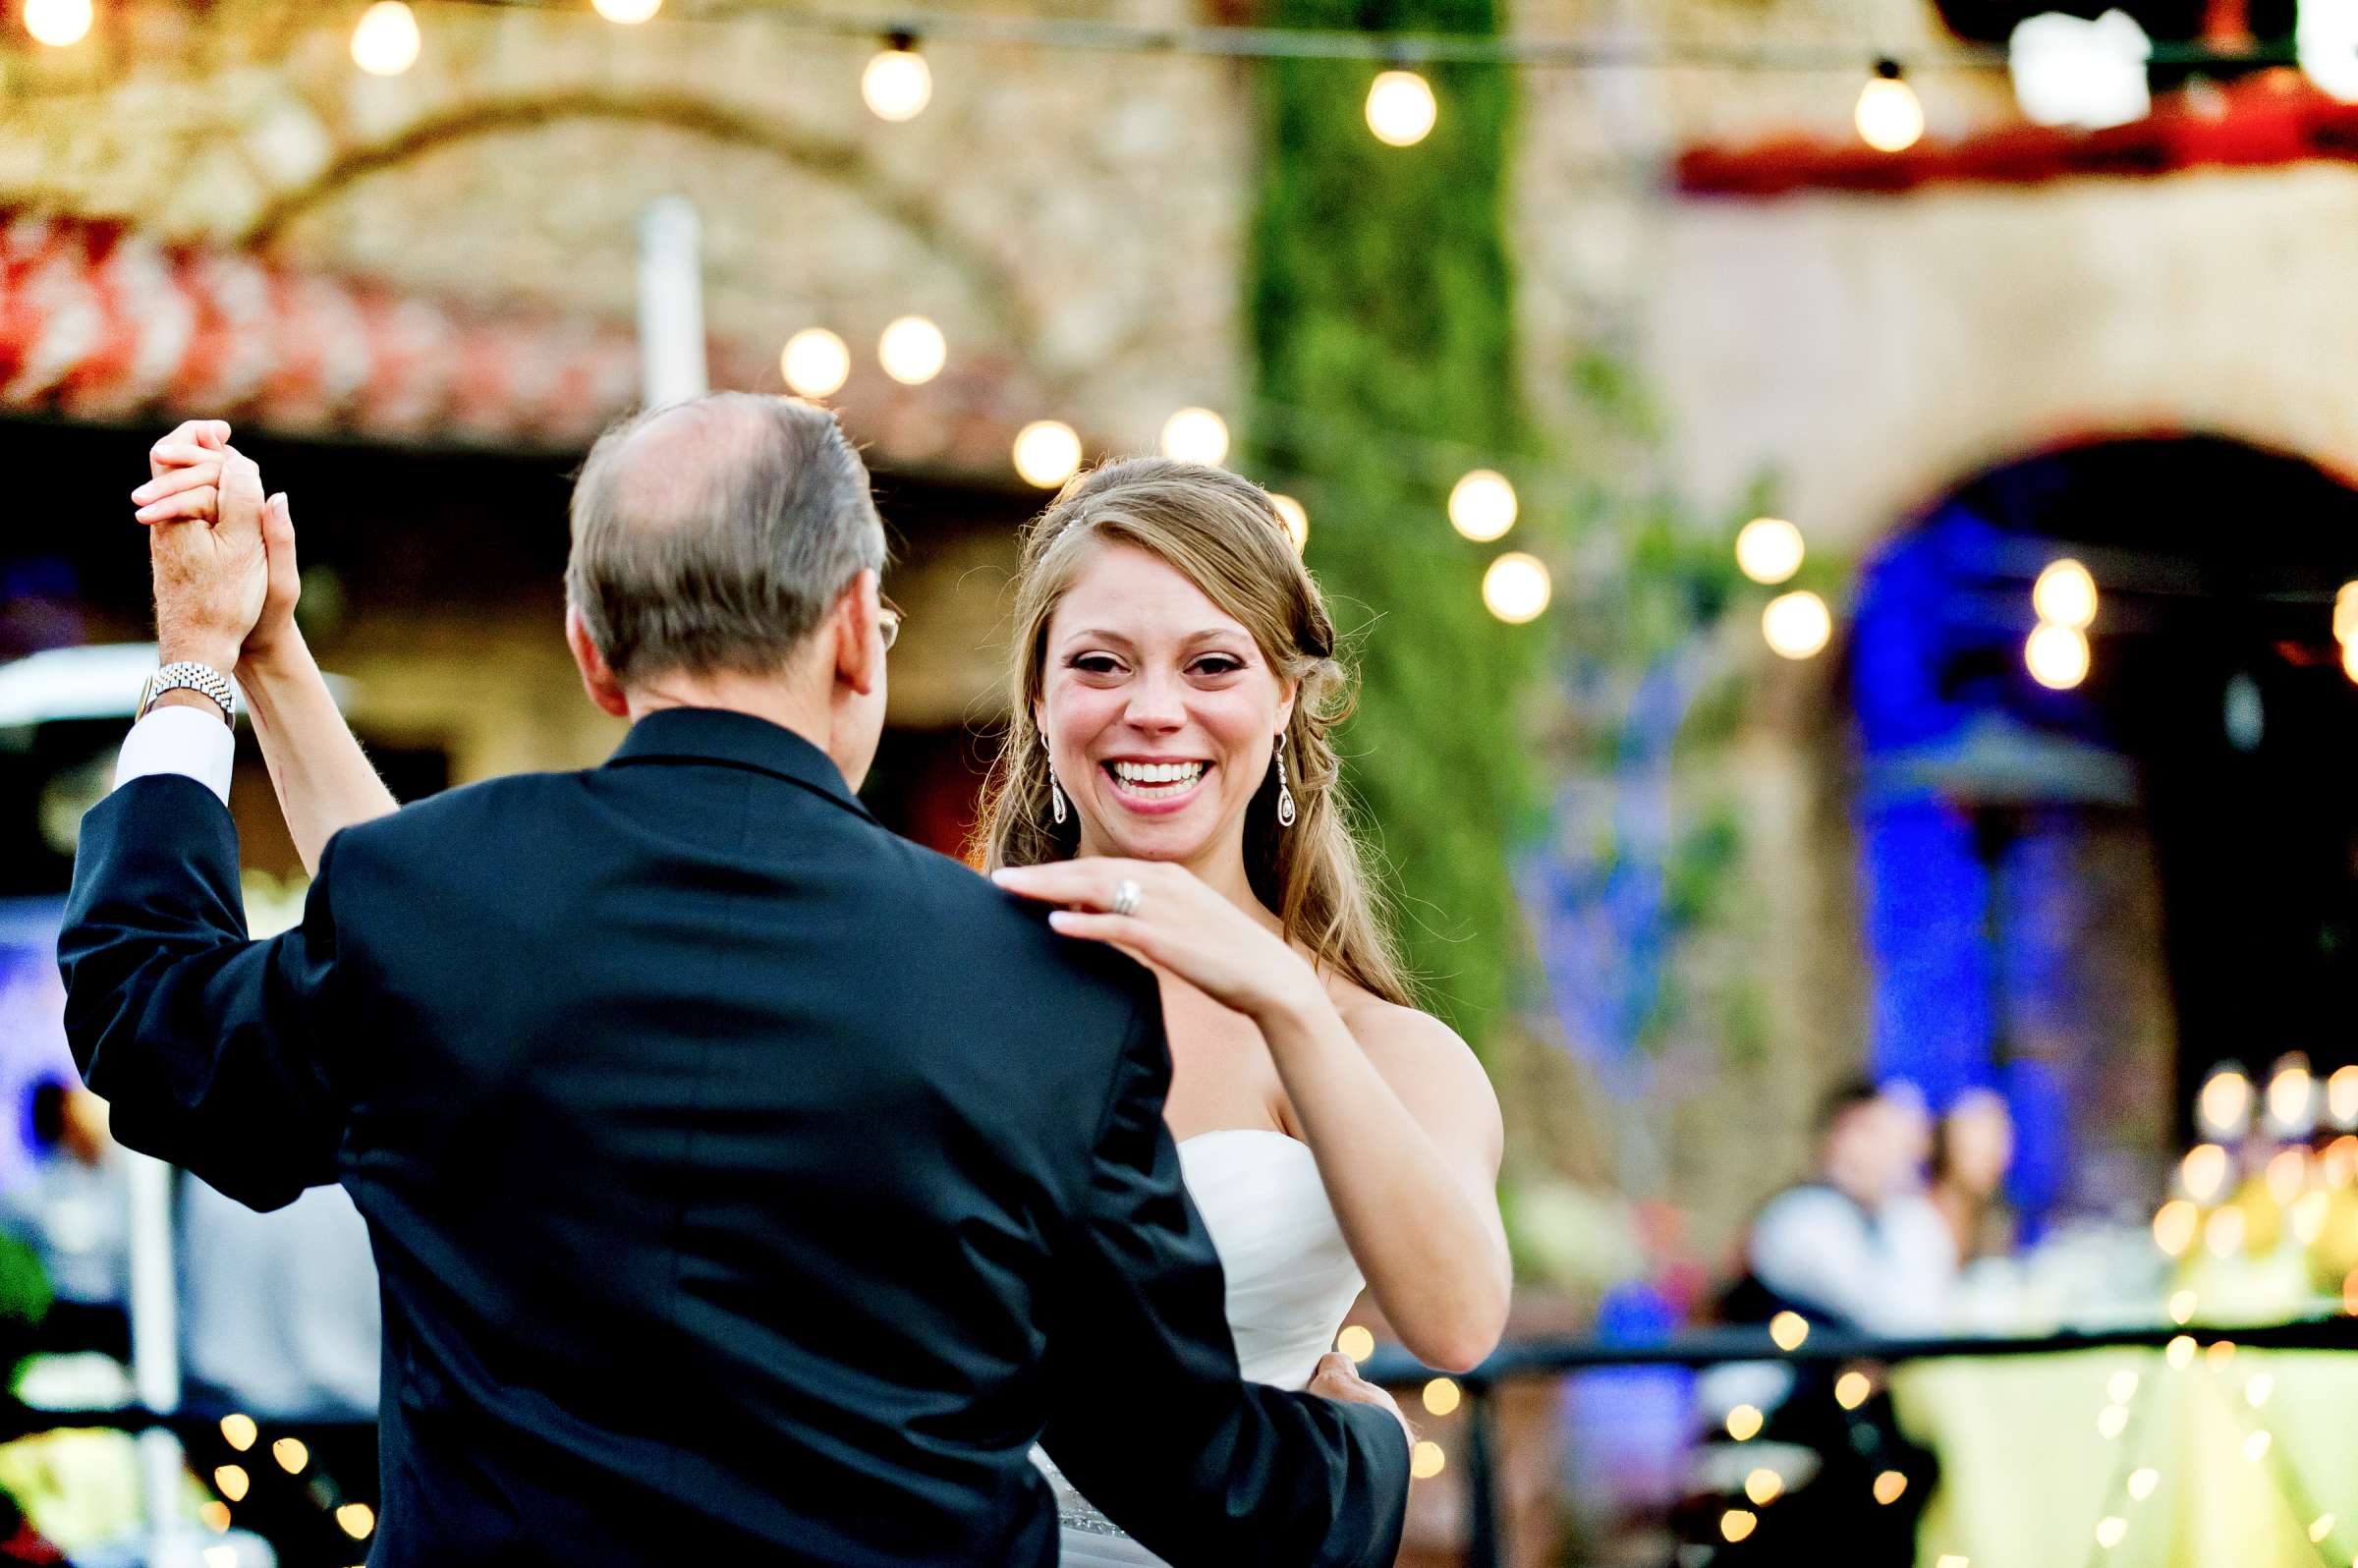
[
  {"xmin": 123, "ymin": 1148, "xmax": 196, "ymax": 1556},
  {"xmin": 637, "ymin": 196, "xmax": 709, "ymax": 407}
]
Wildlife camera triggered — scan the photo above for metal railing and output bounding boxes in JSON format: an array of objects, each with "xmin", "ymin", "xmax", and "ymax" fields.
[{"xmin": 1360, "ymin": 1313, "xmax": 2358, "ymax": 1568}]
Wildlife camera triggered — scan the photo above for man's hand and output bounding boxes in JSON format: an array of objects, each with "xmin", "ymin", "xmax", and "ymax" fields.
[
  {"xmin": 131, "ymin": 424, "xmax": 269, "ymax": 673},
  {"xmin": 1307, "ymin": 1352, "xmax": 1416, "ymax": 1452}
]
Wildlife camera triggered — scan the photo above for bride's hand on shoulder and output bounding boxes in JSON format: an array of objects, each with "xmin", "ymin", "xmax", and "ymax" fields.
[{"xmin": 989, "ymin": 859, "xmax": 1321, "ymax": 1022}]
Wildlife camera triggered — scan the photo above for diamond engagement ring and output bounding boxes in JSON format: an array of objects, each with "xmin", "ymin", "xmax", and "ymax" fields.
[{"xmin": 1111, "ymin": 879, "xmax": 1143, "ymax": 918}]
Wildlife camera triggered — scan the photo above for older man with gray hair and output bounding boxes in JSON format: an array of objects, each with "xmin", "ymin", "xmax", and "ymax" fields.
[{"xmin": 60, "ymin": 395, "xmax": 1411, "ymax": 1567}]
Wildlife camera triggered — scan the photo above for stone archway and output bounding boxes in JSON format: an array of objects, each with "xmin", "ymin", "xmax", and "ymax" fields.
[
  {"xmin": 1846, "ymin": 432, "xmax": 2358, "ymax": 1215},
  {"xmin": 232, "ymin": 87, "xmax": 1043, "ymax": 367}
]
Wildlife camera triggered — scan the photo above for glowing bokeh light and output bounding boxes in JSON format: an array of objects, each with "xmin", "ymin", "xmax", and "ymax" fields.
[
  {"xmin": 1856, "ymin": 65, "xmax": 1926, "ymax": 152},
  {"xmin": 1012, "ymin": 421, "xmax": 1083, "ymax": 489},
  {"xmin": 2181, "ymin": 1144, "xmax": 2230, "ymax": 1203},
  {"xmin": 2198, "ymin": 1069, "xmax": 2252, "ymax": 1138},
  {"xmin": 1447, "ymin": 470, "xmax": 1518, "ymax": 542},
  {"xmin": 350, "ymin": 2, "xmax": 421, "ymax": 76},
  {"xmin": 1366, "ymin": 70, "xmax": 1437, "ymax": 146},
  {"xmin": 24, "ymin": 0, "xmax": 92, "ymax": 47},
  {"xmin": 862, "ymin": 47, "xmax": 932, "ymax": 122},
  {"xmin": 1735, "ymin": 517, "xmax": 1806, "ymax": 585},
  {"xmin": 877, "ymin": 316, "xmax": 946, "ymax": 385},
  {"xmin": 1159, "ymin": 408, "xmax": 1230, "ymax": 467},
  {"xmin": 1482, "ymin": 553, "xmax": 1551, "ymax": 625},
  {"xmin": 1763, "ymin": 590, "xmax": 1833, "ymax": 660},
  {"xmin": 1270, "ymin": 493, "xmax": 1309, "ymax": 554},
  {"xmin": 2025, "ymin": 623, "xmax": 2091, "ymax": 690},
  {"xmin": 781, "ymin": 329, "xmax": 851, "ymax": 398},
  {"xmin": 2034, "ymin": 558, "xmax": 2099, "ymax": 628}
]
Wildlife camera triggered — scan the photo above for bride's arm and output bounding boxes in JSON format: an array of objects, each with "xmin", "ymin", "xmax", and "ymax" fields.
[
  {"xmin": 1254, "ymin": 994, "xmax": 1509, "ymax": 1374},
  {"xmin": 134, "ymin": 437, "xmax": 397, "ymax": 875},
  {"xmin": 991, "ymin": 858, "xmax": 1512, "ymax": 1373},
  {"xmin": 241, "ymin": 625, "xmax": 399, "ymax": 876}
]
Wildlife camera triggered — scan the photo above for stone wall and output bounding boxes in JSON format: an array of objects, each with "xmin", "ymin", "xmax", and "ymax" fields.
[{"xmin": 0, "ymin": 0, "xmax": 1252, "ymax": 462}]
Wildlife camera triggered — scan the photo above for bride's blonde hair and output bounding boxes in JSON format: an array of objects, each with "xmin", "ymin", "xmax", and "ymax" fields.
[{"xmin": 973, "ymin": 457, "xmax": 1414, "ymax": 1009}]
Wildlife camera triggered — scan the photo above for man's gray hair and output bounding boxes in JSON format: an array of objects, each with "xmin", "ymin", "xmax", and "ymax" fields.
[{"xmin": 565, "ymin": 392, "xmax": 887, "ymax": 684}]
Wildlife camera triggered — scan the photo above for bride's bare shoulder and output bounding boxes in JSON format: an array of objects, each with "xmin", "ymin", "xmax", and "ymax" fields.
[{"xmin": 1324, "ymin": 978, "xmax": 1482, "ymax": 1076}]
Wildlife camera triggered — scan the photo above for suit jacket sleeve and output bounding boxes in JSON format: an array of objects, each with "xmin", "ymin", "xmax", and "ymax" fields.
[
  {"xmin": 1037, "ymin": 989, "xmax": 1410, "ymax": 1568},
  {"xmin": 57, "ymin": 774, "xmax": 348, "ymax": 1211}
]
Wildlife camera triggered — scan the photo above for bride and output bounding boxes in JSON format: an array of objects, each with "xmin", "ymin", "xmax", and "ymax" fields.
[
  {"xmin": 979, "ymin": 459, "xmax": 1509, "ymax": 1560},
  {"xmin": 134, "ymin": 424, "xmax": 1510, "ymax": 1564}
]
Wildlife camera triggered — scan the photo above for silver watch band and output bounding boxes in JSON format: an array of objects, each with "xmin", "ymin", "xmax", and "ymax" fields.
[{"xmin": 140, "ymin": 661, "xmax": 238, "ymax": 726}]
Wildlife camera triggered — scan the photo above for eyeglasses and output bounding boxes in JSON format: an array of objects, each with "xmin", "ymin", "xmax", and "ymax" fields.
[{"xmin": 878, "ymin": 591, "xmax": 905, "ymax": 652}]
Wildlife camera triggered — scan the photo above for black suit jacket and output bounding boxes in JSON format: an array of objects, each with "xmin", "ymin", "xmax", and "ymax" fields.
[{"xmin": 59, "ymin": 707, "xmax": 1408, "ymax": 1566}]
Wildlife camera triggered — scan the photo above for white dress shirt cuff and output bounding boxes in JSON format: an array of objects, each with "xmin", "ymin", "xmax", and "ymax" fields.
[{"xmin": 115, "ymin": 704, "xmax": 235, "ymax": 808}]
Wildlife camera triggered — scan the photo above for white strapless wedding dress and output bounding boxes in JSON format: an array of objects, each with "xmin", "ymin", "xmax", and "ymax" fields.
[{"xmin": 1035, "ymin": 1128, "xmax": 1366, "ymax": 1566}]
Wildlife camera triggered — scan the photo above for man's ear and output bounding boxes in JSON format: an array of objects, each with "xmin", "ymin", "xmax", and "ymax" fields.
[
  {"xmin": 565, "ymin": 604, "xmax": 631, "ymax": 718},
  {"xmin": 831, "ymin": 568, "xmax": 881, "ymax": 699}
]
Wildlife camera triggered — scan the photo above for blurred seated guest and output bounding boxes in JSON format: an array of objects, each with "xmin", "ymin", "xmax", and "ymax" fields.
[
  {"xmin": 0, "ymin": 1084, "xmax": 127, "ymax": 1358},
  {"xmin": 1929, "ymin": 1087, "xmax": 2016, "ymax": 1265},
  {"xmin": 1688, "ymin": 1080, "xmax": 1945, "ymax": 1566},
  {"xmin": 1734, "ymin": 1078, "xmax": 1958, "ymax": 1335}
]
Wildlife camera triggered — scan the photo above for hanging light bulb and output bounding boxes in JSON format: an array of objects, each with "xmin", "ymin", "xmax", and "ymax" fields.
[
  {"xmin": 862, "ymin": 34, "xmax": 932, "ymax": 122},
  {"xmin": 2344, "ymin": 637, "xmax": 2358, "ymax": 684},
  {"xmin": 1269, "ymin": 494, "xmax": 1309, "ymax": 554},
  {"xmin": 351, "ymin": 2, "xmax": 421, "ymax": 78},
  {"xmin": 1763, "ymin": 590, "xmax": 1832, "ymax": 660},
  {"xmin": 2025, "ymin": 622, "xmax": 2090, "ymax": 690},
  {"xmin": 1482, "ymin": 553, "xmax": 1551, "ymax": 625},
  {"xmin": 1856, "ymin": 59, "xmax": 1927, "ymax": 152},
  {"xmin": 1159, "ymin": 408, "xmax": 1230, "ymax": 466},
  {"xmin": 591, "ymin": 0, "xmax": 662, "ymax": 22},
  {"xmin": 2334, "ymin": 581, "xmax": 2358, "ymax": 642},
  {"xmin": 2034, "ymin": 558, "xmax": 2099, "ymax": 629},
  {"xmin": 1013, "ymin": 421, "xmax": 1083, "ymax": 488},
  {"xmin": 1735, "ymin": 517, "xmax": 1806, "ymax": 585},
  {"xmin": 24, "ymin": 0, "xmax": 92, "ymax": 47},
  {"xmin": 780, "ymin": 328, "xmax": 851, "ymax": 398},
  {"xmin": 877, "ymin": 316, "xmax": 946, "ymax": 385},
  {"xmin": 1366, "ymin": 69, "xmax": 1437, "ymax": 147},
  {"xmin": 1448, "ymin": 470, "xmax": 1518, "ymax": 542}
]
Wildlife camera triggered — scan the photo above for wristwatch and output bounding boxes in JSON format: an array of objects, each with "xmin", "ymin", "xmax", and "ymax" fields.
[{"xmin": 137, "ymin": 661, "xmax": 238, "ymax": 727}]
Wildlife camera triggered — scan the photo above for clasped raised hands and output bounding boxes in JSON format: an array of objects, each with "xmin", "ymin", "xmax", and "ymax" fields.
[{"xmin": 130, "ymin": 420, "xmax": 302, "ymax": 671}]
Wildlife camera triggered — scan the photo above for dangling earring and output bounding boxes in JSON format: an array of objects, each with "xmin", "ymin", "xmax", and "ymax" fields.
[
  {"xmin": 1274, "ymin": 733, "xmax": 1297, "ymax": 829},
  {"xmin": 1043, "ymin": 733, "xmax": 1068, "ymax": 826}
]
